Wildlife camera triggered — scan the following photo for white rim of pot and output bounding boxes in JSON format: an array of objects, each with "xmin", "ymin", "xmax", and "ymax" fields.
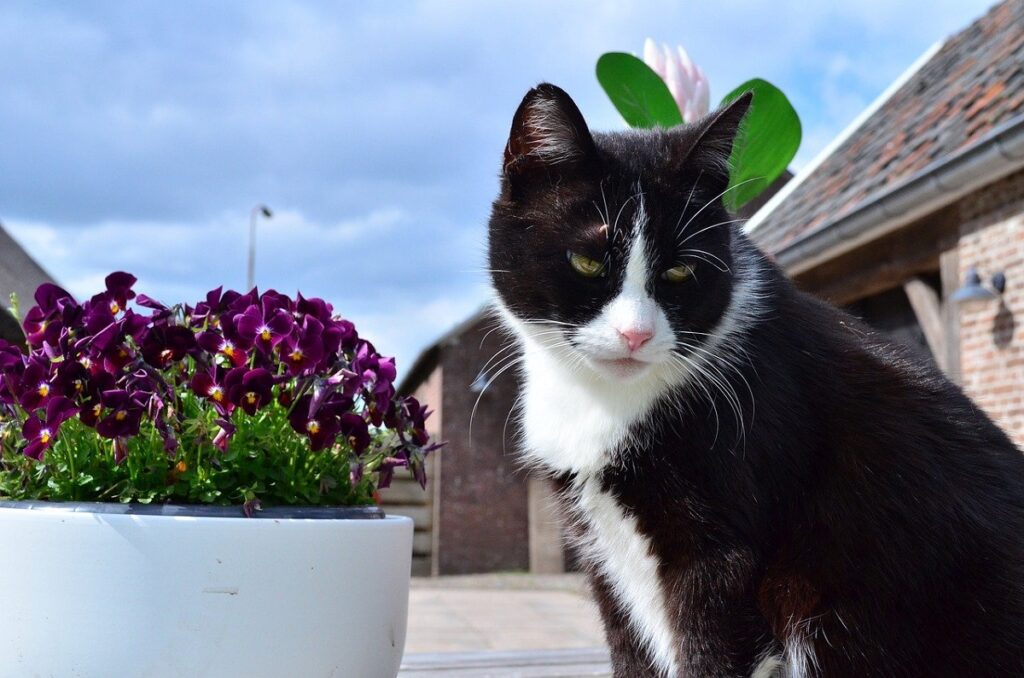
[{"xmin": 0, "ymin": 500, "xmax": 386, "ymax": 519}]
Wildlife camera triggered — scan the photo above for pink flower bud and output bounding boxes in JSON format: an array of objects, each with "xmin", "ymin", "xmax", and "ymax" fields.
[
  {"xmin": 643, "ymin": 38, "xmax": 665, "ymax": 78},
  {"xmin": 643, "ymin": 40, "xmax": 711, "ymax": 124}
]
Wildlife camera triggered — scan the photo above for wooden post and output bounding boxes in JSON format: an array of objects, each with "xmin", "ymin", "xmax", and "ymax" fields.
[
  {"xmin": 939, "ymin": 246, "xmax": 962, "ymax": 382},
  {"xmin": 903, "ymin": 277, "xmax": 946, "ymax": 371},
  {"xmin": 528, "ymin": 477, "xmax": 566, "ymax": 574}
]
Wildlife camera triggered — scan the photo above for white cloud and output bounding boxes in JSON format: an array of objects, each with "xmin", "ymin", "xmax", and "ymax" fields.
[{"xmin": 0, "ymin": 0, "xmax": 998, "ymax": 376}]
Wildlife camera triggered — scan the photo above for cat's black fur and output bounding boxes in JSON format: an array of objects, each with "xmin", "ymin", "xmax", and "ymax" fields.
[{"xmin": 488, "ymin": 84, "xmax": 1024, "ymax": 677}]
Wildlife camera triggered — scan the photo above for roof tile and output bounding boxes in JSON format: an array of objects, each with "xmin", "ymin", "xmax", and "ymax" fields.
[{"xmin": 751, "ymin": 0, "xmax": 1024, "ymax": 255}]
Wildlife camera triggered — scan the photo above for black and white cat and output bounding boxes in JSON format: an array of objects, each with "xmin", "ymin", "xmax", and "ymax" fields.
[{"xmin": 488, "ymin": 84, "xmax": 1024, "ymax": 677}]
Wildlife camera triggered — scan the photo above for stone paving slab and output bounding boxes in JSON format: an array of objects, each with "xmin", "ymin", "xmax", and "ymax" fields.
[{"xmin": 404, "ymin": 574, "xmax": 607, "ymax": 656}]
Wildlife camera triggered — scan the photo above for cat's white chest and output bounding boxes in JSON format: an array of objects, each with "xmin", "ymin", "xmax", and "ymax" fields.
[
  {"xmin": 574, "ymin": 475, "xmax": 680, "ymax": 677},
  {"xmin": 517, "ymin": 344, "xmax": 666, "ymax": 476}
]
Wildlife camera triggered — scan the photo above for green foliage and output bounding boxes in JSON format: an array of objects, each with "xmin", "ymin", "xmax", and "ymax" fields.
[
  {"xmin": 595, "ymin": 54, "xmax": 802, "ymax": 210},
  {"xmin": 596, "ymin": 52, "xmax": 683, "ymax": 128},
  {"xmin": 7, "ymin": 293, "xmax": 19, "ymax": 323},
  {"xmin": 0, "ymin": 394, "xmax": 378, "ymax": 506},
  {"xmin": 719, "ymin": 79, "xmax": 801, "ymax": 211}
]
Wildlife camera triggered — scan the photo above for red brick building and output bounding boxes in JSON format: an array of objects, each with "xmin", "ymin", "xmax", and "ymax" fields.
[
  {"xmin": 748, "ymin": 0, "xmax": 1024, "ymax": 444},
  {"xmin": 395, "ymin": 312, "xmax": 539, "ymax": 576}
]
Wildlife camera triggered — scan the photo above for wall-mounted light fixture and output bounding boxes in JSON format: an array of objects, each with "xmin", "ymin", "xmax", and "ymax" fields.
[{"xmin": 950, "ymin": 266, "xmax": 1006, "ymax": 305}]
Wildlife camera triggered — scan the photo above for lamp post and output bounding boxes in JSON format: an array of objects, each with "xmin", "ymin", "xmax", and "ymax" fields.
[{"xmin": 247, "ymin": 205, "xmax": 273, "ymax": 290}]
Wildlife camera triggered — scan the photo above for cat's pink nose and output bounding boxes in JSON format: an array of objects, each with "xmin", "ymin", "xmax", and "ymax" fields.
[{"xmin": 618, "ymin": 328, "xmax": 653, "ymax": 352}]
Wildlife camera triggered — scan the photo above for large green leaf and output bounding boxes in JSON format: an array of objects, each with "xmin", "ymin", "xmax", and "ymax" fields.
[
  {"xmin": 720, "ymin": 78, "xmax": 801, "ymax": 210},
  {"xmin": 596, "ymin": 52, "xmax": 683, "ymax": 129}
]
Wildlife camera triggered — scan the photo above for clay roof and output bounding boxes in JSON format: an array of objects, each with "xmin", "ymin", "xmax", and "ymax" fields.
[{"xmin": 750, "ymin": 0, "xmax": 1024, "ymax": 255}]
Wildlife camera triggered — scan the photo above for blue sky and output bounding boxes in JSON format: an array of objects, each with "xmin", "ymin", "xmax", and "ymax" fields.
[{"xmin": 0, "ymin": 1, "xmax": 996, "ymax": 374}]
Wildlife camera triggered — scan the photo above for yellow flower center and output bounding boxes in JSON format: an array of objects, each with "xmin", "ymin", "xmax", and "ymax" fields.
[
  {"xmin": 115, "ymin": 410, "xmax": 127, "ymax": 422},
  {"xmin": 245, "ymin": 392, "xmax": 257, "ymax": 404},
  {"xmin": 39, "ymin": 430, "xmax": 51, "ymax": 445},
  {"xmin": 222, "ymin": 342, "xmax": 236, "ymax": 357},
  {"xmin": 211, "ymin": 387, "xmax": 224, "ymax": 403},
  {"xmin": 175, "ymin": 461, "xmax": 187, "ymax": 473},
  {"xmin": 73, "ymin": 380, "xmax": 84, "ymax": 392},
  {"xmin": 37, "ymin": 383, "xmax": 50, "ymax": 398},
  {"xmin": 92, "ymin": 404, "xmax": 102, "ymax": 417},
  {"xmin": 260, "ymin": 328, "xmax": 272, "ymax": 341},
  {"xmin": 289, "ymin": 349, "xmax": 303, "ymax": 363},
  {"xmin": 306, "ymin": 420, "xmax": 321, "ymax": 435},
  {"xmin": 118, "ymin": 348, "xmax": 128, "ymax": 359},
  {"xmin": 110, "ymin": 302, "xmax": 120, "ymax": 314}
]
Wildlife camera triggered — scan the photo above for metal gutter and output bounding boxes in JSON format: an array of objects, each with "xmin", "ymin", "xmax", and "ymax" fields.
[{"xmin": 776, "ymin": 113, "xmax": 1024, "ymax": 276}]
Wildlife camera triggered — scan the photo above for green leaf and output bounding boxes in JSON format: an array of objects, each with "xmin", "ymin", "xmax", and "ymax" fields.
[
  {"xmin": 720, "ymin": 78, "xmax": 801, "ymax": 210},
  {"xmin": 596, "ymin": 52, "xmax": 683, "ymax": 129}
]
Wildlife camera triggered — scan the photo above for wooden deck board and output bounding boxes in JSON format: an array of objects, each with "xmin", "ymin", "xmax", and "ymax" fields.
[{"xmin": 399, "ymin": 648, "xmax": 611, "ymax": 677}]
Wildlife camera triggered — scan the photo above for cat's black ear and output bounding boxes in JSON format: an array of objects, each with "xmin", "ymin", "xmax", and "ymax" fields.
[
  {"xmin": 503, "ymin": 84, "xmax": 597, "ymax": 179},
  {"xmin": 682, "ymin": 91, "xmax": 753, "ymax": 187}
]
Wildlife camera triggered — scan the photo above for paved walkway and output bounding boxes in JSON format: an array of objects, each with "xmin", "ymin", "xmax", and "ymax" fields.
[{"xmin": 405, "ymin": 574, "xmax": 607, "ymax": 654}]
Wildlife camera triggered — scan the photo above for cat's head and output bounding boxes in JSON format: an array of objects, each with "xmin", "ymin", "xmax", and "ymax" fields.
[{"xmin": 488, "ymin": 83, "xmax": 753, "ymax": 384}]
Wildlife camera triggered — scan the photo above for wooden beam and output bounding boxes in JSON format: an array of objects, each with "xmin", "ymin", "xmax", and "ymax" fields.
[
  {"xmin": 791, "ymin": 205, "xmax": 956, "ymax": 306},
  {"xmin": 939, "ymin": 246, "xmax": 962, "ymax": 382},
  {"xmin": 903, "ymin": 277, "xmax": 946, "ymax": 370},
  {"xmin": 813, "ymin": 251, "xmax": 937, "ymax": 306}
]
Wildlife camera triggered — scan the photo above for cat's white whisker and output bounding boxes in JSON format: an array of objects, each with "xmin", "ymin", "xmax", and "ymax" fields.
[
  {"xmin": 668, "ymin": 352, "xmax": 722, "ymax": 445},
  {"xmin": 676, "ymin": 217, "xmax": 747, "ymax": 247},
  {"xmin": 674, "ymin": 169, "xmax": 704, "ymax": 234},
  {"xmin": 468, "ymin": 354, "xmax": 524, "ymax": 446},
  {"xmin": 599, "ymin": 179, "xmax": 611, "ymax": 229},
  {"xmin": 676, "ymin": 176, "xmax": 762, "ymax": 240},
  {"xmin": 676, "ymin": 338, "xmax": 757, "ymax": 437},
  {"xmin": 680, "ymin": 248, "xmax": 731, "ymax": 272}
]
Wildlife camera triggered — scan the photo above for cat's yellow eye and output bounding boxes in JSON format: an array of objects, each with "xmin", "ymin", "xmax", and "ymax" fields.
[
  {"xmin": 662, "ymin": 264, "xmax": 695, "ymax": 283},
  {"xmin": 567, "ymin": 251, "xmax": 606, "ymax": 278}
]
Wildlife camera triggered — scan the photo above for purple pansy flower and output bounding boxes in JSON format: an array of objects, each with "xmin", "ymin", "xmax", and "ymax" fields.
[
  {"xmin": 141, "ymin": 324, "xmax": 197, "ymax": 368},
  {"xmin": 295, "ymin": 293, "xmax": 333, "ymax": 324},
  {"xmin": 234, "ymin": 299, "xmax": 294, "ymax": 354},
  {"xmin": 103, "ymin": 271, "xmax": 137, "ymax": 313},
  {"xmin": 279, "ymin": 317, "xmax": 326, "ymax": 375},
  {"xmin": 0, "ymin": 341, "xmax": 26, "ymax": 405},
  {"xmin": 95, "ymin": 390, "xmax": 145, "ymax": 439},
  {"xmin": 52, "ymin": 359, "xmax": 90, "ymax": 399},
  {"xmin": 225, "ymin": 367, "xmax": 273, "ymax": 416},
  {"xmin": 22, "ymin": 283, "xmax": 77, "ymax": 347},
  {"xmin": 18, "ymin": 358, "xmax": 54, "ymax": 411},
  {"xmin": 0, "ymin": 273, "xmax": 443, "ymax": 511},
  {"xmin": 340, "ymin": 412, "xmax": 371, "ymax": 453},
  {"xmin": 21, "ymin": 396, "xmax": 79, "ymax": 460},
  {"xmin": 188, "ymin": 286, "xmax": 224, "ymax": 328},
  {"xmin": 190, "ymin": 368, "xmax": 233, "ymax": 413},
  {"xmin": 197, "ymin": 331, "xmax": 248, "ymax": 367},
  {"xmin": 288, "ymin": 394, "xmax": 342, "ymax": 451}
]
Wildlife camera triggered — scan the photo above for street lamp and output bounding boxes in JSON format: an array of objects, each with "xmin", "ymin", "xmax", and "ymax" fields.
[{"xmin": 247, "ymin": 204, "xmax": 273, "ymax": 290}]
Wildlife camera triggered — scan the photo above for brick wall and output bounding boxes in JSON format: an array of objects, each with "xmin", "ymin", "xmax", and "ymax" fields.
[
  {"xmin": 436, "ymin": 316, "xmax": 530, "ymax": 574},
  {"xmin": 957, "ymin": 168, "xmax": 1024, "ymax": 446}
]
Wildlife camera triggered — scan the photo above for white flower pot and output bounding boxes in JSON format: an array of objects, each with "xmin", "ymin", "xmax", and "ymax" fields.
[{"xmin": 0, "ymin": 502, "xmax": 413, "ymax": 678}]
